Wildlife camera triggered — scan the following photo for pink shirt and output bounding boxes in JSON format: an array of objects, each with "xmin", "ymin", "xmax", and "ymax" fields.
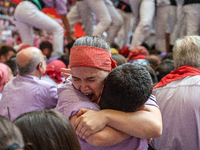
[{"xmin": 0, "ymin": 75, "xmax": 58, "ymax": 121}]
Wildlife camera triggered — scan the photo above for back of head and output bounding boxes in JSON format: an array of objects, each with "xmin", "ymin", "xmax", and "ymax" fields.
[
  {"xmin": 111, "ymin": 53, "xmax": 127, "ymax": 66},
  {"xmin": 99, "ymin": 63, "xmax": 153, "ymax": 112},
  {"xmin": 0, "ymin": 45, "xmax": 16, "ymax": 57},
  {"xmin": 173, "ymin": 36, "xmax": 200, "ymax": 69},
  {"xmin": 39, "ymin": 41, "xmax": 53, "ymax": 59},
  {"xmin": 0, "ymin": 115, "xmax": 24, "ymax": 150},
  {"xmin": 145, "ymin": 54, "xmax": 161, "ymax": 70},
  {"xmin": 156, "ymin": 59, "xmax": 174, "ymax": 82},
  {"xmin": 58, "ymin": 55, "xmax": 69, "ymax": 68},
  {"xmin": 161, "ymin": 52, "xmax": 173, "ymax": 61},
  {"xmin": 64, "ymin": 42, "xmax": 74, "ymax": 55},
  {"xmin": 144, "ymin": 65, "xmax": 158, "ymax": 84},
  {"xmin": 14, "ymin": 110, "xmax": 81, "ymax": 150},
  {"xmin": 0, "ymin": 46, "xmax": 16, "ymax": 63},
  {"xmin": 16, "ymin": 47, "xmax": 44, "ymax": 75},
  {"xmin": 39, "ymin": 41, "xmax": 52, "ymax": 52}
]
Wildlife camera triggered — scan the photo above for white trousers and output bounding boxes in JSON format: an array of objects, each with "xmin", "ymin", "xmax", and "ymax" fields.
[
  {"xmin": 129, "ymin": 0, "xmax": 170, "ymax": 52},
  {"xmin": 184, "ymin": 4, "xmax": 200, "ymax": 36},
  {"xmin": 67, "ymin": 1, "xmax": 95, "ymax": 35},
  {"xmin": 169, "ymin": 4, "xmax": 185, "ymax": 45},
  {"xmin": 129, "ymin": 0, "xmax": 155, "ymax": 51},
  {"xmin": 154, "ymin": 4, "xmax": 170, "ymax": 52},
  {"xmin": 14, "ymin": 1, "xmax": 64, "ymax": 53},
  {"xmin": 117, "ymin": 9, "xmax": 134, "ymax": 49},
  {"xmin": 85, "ymin": 0, "xmax": 123, "ymax": 43}
]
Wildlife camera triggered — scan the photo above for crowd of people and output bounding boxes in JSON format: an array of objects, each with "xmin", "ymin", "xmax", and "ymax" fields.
[{"xmin": 0, "ymin": 0, "xmax": 200, "ymax": 149}]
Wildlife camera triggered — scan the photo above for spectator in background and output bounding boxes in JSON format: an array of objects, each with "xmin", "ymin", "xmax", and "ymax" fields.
[
  {"xmin": 0, "ymin": 45, "xmax": 16, "ymax": 63},
  {"xmin": 0, "ymin": 115, "xmax": 24, "ymax": 150},
  {"xmin": 0, "ymin": 47, "xmax": 58, "ymax": 121},
  {"xmin": 6, "ymin": 54, "xmax": 18, "ymax": 76},
  {"xmin": 64, "ymin": 42, "xmax": 74, "ymax": 56},
  {"xmin": 0, "ymin": 63, "xmax": 13, "ymax": 100},
  {"xmin": 127, "ymin": 46, "xmax": 149, "ymax": 62},
  {"xmin": 155, "ymin": 59, "xmax": 174, "ymax": 82},
  {"xmin": 41, "ymin": 60, "xmax": 66, "ymax": 86},
  {"xmin": 111, "ymin": 53, "xmax": 127, "ymax": 66},
  {"xmin": 150, "ymin": 36, "xmax": 200, "ymax": 150},
  {"xmin": 144, "ymin": 65, "xmax": 158, "ymax": 85},
  {"xmin": 14, "ymin": 110, "xmax": 81, "ymax": 150},
  {"xmin": 58, "ymin": 55, "xmax": 70, "ymax": 68},
  {"xmin": 39, "ymin": 41, "xmax": 53, "ymax": 60},
  {"xmin": 146, "ymin": 54, "xmax": 161, "ymax": 70}
]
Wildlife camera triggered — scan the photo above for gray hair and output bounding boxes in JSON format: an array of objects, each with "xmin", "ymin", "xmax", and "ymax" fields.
[
  {"xmin": 17, "ymin": 51, "xmax": 43, "ymax": 75},
  {"xmin": 72, "ymin": 36, "xmax": 111, "ymax": 52},
  {"xmin": 173, "ymin": 36, "xmax": 200, "ymax": 69}
]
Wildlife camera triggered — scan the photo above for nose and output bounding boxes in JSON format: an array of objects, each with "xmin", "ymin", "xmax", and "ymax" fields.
[{"xmin": 79, "ymin": 81, "xmax": 89, "ymax": 92}]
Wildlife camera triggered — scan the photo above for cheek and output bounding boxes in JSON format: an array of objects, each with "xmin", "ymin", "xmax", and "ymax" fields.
[
  {"xmin": 72, "ymin": 81, "xmax": 80, "ymax": 90},
  {"xmin": 93, "ymin": 82, "xmax": 104, "ymax": 94}
]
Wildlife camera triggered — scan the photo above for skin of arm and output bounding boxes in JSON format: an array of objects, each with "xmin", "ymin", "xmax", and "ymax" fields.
[
  {"xmin": 74, "ymin": 105, "xmax": 162, "ymax": 139},
  {"xmin": 70, "ymin": 115, "xmax": 131, "ymax": 146},
  {"xmin": 60, "ymin": 15, "xmax": 76, "ymax": 41}
]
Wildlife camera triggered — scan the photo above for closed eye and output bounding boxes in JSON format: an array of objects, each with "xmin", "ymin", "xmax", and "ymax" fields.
[{"xmin": 72, "ymin": 76, "xmax": 80, "ymax": 81}]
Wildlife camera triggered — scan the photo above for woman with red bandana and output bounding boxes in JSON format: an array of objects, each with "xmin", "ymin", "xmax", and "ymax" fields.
[{"xmin": 55, "ymin": 36, "xmax": 162, "ymax": 149}]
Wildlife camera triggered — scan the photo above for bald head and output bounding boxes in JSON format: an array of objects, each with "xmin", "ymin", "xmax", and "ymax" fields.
[{"xmin": 17, "ymin": 47, "xmax": 44, "ymax": 75}]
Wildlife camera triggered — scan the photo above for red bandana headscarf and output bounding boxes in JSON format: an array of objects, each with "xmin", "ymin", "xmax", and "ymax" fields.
[
  {"xmin": 69, "ymin": 46, "xmax": 117, "ymax": 71},
  {"xmin": 154, "ymin": 65, "xmax": 200, "ymax": 89}
]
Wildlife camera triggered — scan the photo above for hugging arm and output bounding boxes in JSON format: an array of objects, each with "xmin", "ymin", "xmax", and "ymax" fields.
[
  {"xmin": 70, "ymin": 115, "xmax": 130, "ymax": 146},
  {"xmin": 74, "ymin": 105, "xmax": 162, "ymax": 139}
]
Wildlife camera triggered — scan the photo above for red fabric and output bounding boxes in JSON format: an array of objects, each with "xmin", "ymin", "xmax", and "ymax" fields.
[
  {"xmin": 128, "ymin": 46, "xmax": 149, "ymax": 61},
  {"xmin": 154, "ymin": 65, "xmax": 200, "ymax": 89},
  {"xmin": 74, "ymin": 23, "xmax": 86, "ymax": 38},
  {"xmin": 70, "ymin": 46, "xmax": 117, "ymax": 71},
  {"xmin": 42, "ymin": 8, "xmax": 61, "ymax": 19},
  {"xmin": 10, "ymin": 0, "xmax": 22, "ymax": 5},
  {"xmin": 46, "ymin": 60, "xmax": 66, "ymax": 84},
  {"xmin": 120, "ymin": 46, "xmax": 129, "ymax": 57},
  {"xmin": 18, "ymin": 45, "xmax": 32, "ymax": 52},
  {"xmin": 132, "ymin": 55, "xmax": 146, "ymax": 60}
]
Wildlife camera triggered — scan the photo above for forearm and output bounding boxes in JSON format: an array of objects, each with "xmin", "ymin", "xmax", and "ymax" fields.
[
  {"xmin": 85, "ymin": 126, "xmax": 130, "ymax": 146},
  {"xmin": 104, "ymin": 105, "xmax": 162, "ymax": 139},
  {"xmin": 60, "ymin": 15, "xmax": 73, "ymax": 36},
  {"xmin": 71, "ymin": 114, "xmax": 130, "ymax": 146}
]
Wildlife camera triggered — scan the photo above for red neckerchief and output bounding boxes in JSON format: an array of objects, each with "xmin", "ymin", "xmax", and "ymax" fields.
[{"xmin": 154, "ymin": 65, "xmax": 200, "ymax": 89}]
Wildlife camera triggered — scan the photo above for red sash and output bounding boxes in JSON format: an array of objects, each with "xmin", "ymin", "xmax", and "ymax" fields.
[{"xmin": 154, "ymin": 65, "xmax": 200, "ymax": 89}]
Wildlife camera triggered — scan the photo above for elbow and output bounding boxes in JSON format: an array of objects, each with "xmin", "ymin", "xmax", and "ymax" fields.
[{"xmin": 152, "ymin": 121, "xmax": 163, "ymax": 138}]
